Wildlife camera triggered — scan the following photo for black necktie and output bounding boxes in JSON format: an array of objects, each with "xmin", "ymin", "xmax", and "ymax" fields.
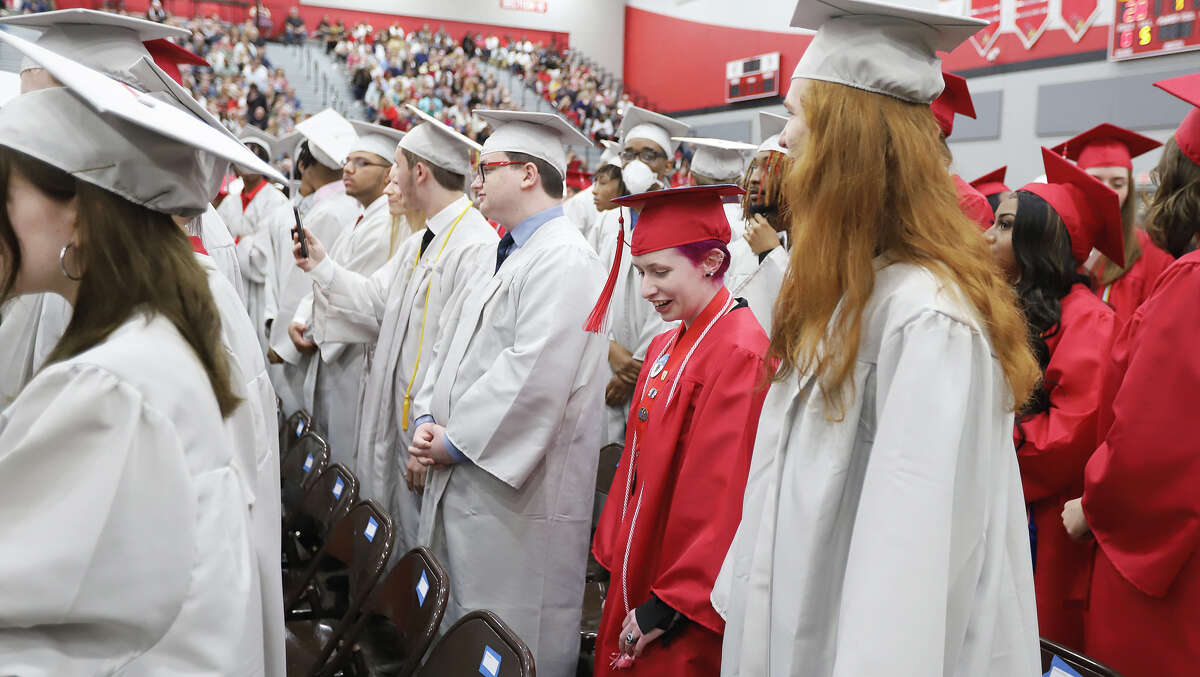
[
  {"xmin": 495, "ymin": 232, "xmax": 515, "ymax": 273},
  {"xmin": 418, "ymin": 228, "xmax": 436, "ymax": 257}
]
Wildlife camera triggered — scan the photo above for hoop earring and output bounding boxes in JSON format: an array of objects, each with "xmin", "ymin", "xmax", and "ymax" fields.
[{"xmin": 58, "ymin": 243, "xmax": 83, "ymax": 281}]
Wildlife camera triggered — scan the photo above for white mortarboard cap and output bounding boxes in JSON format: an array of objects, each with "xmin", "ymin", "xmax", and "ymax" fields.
[
  {"xmin": 789, "ymin": 0, "xmax": 987, "ymax": 104},
  {"xmin": 758, "ymin": 112, "xmax": 788, "ymax": 154},
  {"xmin": 295, "ymin": 109, "xmax": 357, "ymax": 169},
  {"xmin": 0, "ymin": 31, "xmax": 285, "ymax": 217},
  {"xmin": 400, "ymin": 103, "xmax": 481, "ymax": 176},
  {"xmin": 0, "ymin": 9, "xmax": 188, "ymax": 79},
  {"xmin": 240, "ymin": 126, "xmax": 277, "ymax": 157},
  {"xmin": 274, "ymin": 130, "xmax": 301, "ymax": 160},
  {"xmin": 619, "ymin": 106, "xmax": 690, "ymax": 156},
  {"xmin": 475, "ymin": 109, "xmax": 594, "ymax": 179},
  {"xmin": 0, "ymin": 72, "xmax": 19, "ymax": 108},
  {"xmin": 349, "ymin": 120, "xmax": 405, "ymax": 163},
  {"xmin": 599, "ymin": 139, "xmax": 622, "ymax": 167},
  {"xmin": 674, "ymin": 137, "xmax": 756, "ymax": 182}
]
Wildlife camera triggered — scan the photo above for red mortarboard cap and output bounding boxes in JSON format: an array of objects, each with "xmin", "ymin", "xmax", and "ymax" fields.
[
  {"xmin": 566, "ymin": 167, "xmax": 593, "ymax": 191},
  {"xmin": 143, "ymin": 38, "xmax": 209, "ymax": 86},
  {"xmin": 969, "ymin": 166, "xmax": 1009, "ymax": 196},
  {"xmin": 1050, "ymin": 123, "xmax": 1162, "ymax": 171},
  {"xmin": 930, "ymin": 71, "xmax": 975, "ymax": 139},
  {"xmin": 954, "ymin": 174, "xmax": 994, "ymax": 230},
  {"xmin": 583, "ymin": 184, "xmax": 745, "ymax": 332},
  {"xmin": 1154, "ymin": 73, "xmax": 1200, "ymax": 166},
  {"xmin": 1020, "ymin": 147, "xmax": 1124, "ymax": 265}
]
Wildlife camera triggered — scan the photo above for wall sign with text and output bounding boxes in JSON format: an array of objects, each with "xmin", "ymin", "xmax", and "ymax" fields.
[
  {"xmin": 1109, "ymin": 0, "xmax": 1200, "ymax": 60},
  {"xmin": 725, "ymin": 52, "xmax": 780, "ymax": 103},
  {"xmin": 500, "ymin": 0, "xmax": 548, "ymax": 14}
]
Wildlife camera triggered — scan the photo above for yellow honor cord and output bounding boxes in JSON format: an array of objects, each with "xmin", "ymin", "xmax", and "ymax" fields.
[{"xmin": 402, "ymin": 201, "xmax": 473, "ymax": 430}]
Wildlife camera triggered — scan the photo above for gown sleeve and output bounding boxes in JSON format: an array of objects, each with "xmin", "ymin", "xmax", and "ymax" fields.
[
  {"xmin": 444, "ymin": 246, "xmax": 604, "ymax": 489},
  {"xmin": 834, "ymin": 310, "xmax": 987, "ymax": 676},
  {"xmin": 650, "ymin": 341, "xmax": 770, "ymax": 634},
  {"xmin": 310, "ymin": 247, "xmax": 404, "ymax": 345},
  {"xmin": 1083, "ymin": 260, "xmax": 1200, "ymax": 598},
  {"xmin": 0, "ymin": 365, "xmax": 194, "ymax": 674},
  {"xmin": 1016, "ymin": 302, "xmax": 1117, "ymax": 502}
]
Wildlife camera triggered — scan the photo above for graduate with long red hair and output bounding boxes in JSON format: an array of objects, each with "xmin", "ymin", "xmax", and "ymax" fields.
[
  {"xmin": 1061, "ymin": 73, "xmax": 1200, "ymax": 677},
  {"xmin": 587, "ymin": 185, "xmax": 771, "ymax": 675},
  {"xmin": 984, "ymin": 148, "xmax": 1123, "ymax": 650}
]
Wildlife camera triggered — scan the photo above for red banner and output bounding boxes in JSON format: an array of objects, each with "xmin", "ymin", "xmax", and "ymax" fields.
[
  {"xmin": 967, "ymin": 0, "xmax": 1003, "ymax": 57},
  {"xmin": 1014, "ymin": 0, "xmax": 1051, "ymax": 48},
  {"xmin": 1060, "ymin": 0, "xmax": 1101, "ymax": 42}
]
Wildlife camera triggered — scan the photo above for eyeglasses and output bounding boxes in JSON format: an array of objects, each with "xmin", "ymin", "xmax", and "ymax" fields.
[
  {"xmin": 619, "ymin": 148, "xmax": 667, "ymax": 164},
  {"xmin": 344, "ymin": 157, "xmax": 392, "ymax": 170},
  {"xmin": 476, "ymin": 160, "xmax": 524, "ymax": 184}
]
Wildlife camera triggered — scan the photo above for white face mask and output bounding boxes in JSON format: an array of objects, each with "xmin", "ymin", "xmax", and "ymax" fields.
[{"xmin": 622, "ymin": 159, "xmax": 660, "ymax": 195}]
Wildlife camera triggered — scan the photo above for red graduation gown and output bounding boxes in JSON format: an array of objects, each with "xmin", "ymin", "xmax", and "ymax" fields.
[
  {"xmin": 592, "ymin": 293, "xmax": 770, "ymax": 676},
  {"xmin": 1082, "ymin": 250, "xmax": 1200, "ymax": 676},
  {"xmin": 955, "ymin": 174, "xmax": 994, "ymax": 230},
  {"xmin": 1015, "ymin": 284, "xmax": 1117, "ymax": 649},
  {"xmin": 1092, "ymin": 230, "xmax": 1175, "ymax": 325}
]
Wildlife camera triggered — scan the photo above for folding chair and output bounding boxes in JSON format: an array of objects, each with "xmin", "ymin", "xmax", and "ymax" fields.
[
  {"xmin": 1040, "ymin": 638, "xmax": 1125, "ymax": 677},
  {"xmin": 415, "ymin": 610, "xmax": 535, "ymax": 677},
  {"xmin": 280, "ymin": 409, "xmax": 314, "ymax": 464},
  {"xmin": 283, "ymin": 463, "xmax": 359, "ymax": 592},
  {"xmin": 282, "ymin": 431, "xmax": 330, "ymax": 527},
  {"xmin": 324, "ymin": 546, "xmax": 451, "ymax": 676},
  {"xmin": 285, "ymin": 500, "xmax": 395, "ymax": 677}
]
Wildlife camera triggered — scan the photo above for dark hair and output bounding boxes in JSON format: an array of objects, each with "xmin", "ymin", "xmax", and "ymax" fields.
[
  {"xmin": 247, "ymin": 142, "xmax": 271, "ymax": 165},
  {"xmin": 1008, "ymin": 191, "xmax": 1090, "ymax": 433},
  {"xmin": 1146, "ymin": 136, "xmax": 1200, "ymax": 258},
  {"xmin": 594, "ymin": 163, "xmax": 627, "ymax": 196},
  {"xmin": 0, "ymin": 148, "xmax": 241, "ymax": 417},
  {"xmin": 985, "ymin": 192, "xmax": 1004, "ymax": 214},
  {"xmin": 401, "ymin": 148, "xmax": 466, "ymax": 192},
  {"xmin": 503, "ymin": 151, "xmax": 563, "ymax": 199},
  {"xmin": 675, "ymin": 238, "xmax": 731, "ymax": 283}
]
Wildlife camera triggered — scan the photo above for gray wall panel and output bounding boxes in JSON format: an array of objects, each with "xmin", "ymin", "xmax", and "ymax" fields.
[
  {"xmin": 953, "ymin": 90, "xmax": 1003, "ymax": 141},
  {"xmin": 1036, "ymin": 67, "xmax": 1196, "ymax": 135}
]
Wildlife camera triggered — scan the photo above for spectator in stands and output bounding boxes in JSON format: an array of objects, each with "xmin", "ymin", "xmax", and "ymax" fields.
[
  {"xmin": 282, "ymin": 7, "xmax": 306, "ymax": 44},
  {"xmin": 146, "ymin": 0, "xmax": 166, "ymax": 23}
]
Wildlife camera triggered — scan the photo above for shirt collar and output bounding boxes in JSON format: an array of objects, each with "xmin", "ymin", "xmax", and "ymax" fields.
[
  {"xmin": 312, "ymin": 179, "xmax": 346, "ymax": 205},
  {"xmin": 425, "ymin": 195, "xmax": 471, "ymax": 237},
  {"xmin": 508, "ymin": 204, "xmax": 562, "ymax": 248}
]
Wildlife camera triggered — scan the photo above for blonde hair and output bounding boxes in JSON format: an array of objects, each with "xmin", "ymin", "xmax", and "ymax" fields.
[{"xmin": 770, "ymin": 80, "xmax": 1039, "ymax": 417}]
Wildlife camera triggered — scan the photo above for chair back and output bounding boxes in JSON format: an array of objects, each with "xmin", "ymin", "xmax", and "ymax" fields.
[
  {"xmin": 416, "ymin": 610, "xmax": 535, "ymax": 677},
  {"xmin": 1040, "ymin": 638, "xmax": 1124, "ymax": 677},
  {"xmin": 283, "ymin": 464, "xmax": 359, "ymax": 579},
  {"xmin": 282, "ymin": 431, "xmax": 330, "ymax": 521},
  {"xmin": 281, "ymin": 409, "xmax": 314, "ymax": 463}
]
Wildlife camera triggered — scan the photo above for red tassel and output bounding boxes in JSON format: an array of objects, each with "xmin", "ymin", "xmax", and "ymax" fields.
[{"xmin": 583, "ymin": 211, "xmax": 626, "ymax": 333}]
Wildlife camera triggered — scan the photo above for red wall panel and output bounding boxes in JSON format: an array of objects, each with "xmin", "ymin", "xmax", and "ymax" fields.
[{"xmin": 623, "ymin": 5, "xmax": 1110, "ymax": 114}]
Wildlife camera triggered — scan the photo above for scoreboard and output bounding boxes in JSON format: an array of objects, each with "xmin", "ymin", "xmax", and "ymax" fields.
[
  {"xmin": 725, "ymin": 53, "xmax": 781, "ymax": 104},
  {"xmin": 1110, "ymin": 0, "xmax": 1200, "ymax": 60}
]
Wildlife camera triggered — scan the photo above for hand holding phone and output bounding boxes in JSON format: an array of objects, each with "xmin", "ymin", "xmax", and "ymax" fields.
[{"xmin": 292, "ymin": 206, "xmax": 309, "ymax": 259}]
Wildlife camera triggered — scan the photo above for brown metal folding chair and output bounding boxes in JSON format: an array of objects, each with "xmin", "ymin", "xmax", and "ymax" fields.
[
  {"xmin": 1040, "ymin": 638, "xmax": 1125, "ymax": 677},
  {"xmin": 280, "ymin": 409, "xmax": 314, "ymax": 464},
  {"xmin": 281, "ymin": 430, "xmax": 330, "ymax": 527},
  {"xmin": 415, "ymin": 610, "xmax": 535, "ymax": 677},
  {"xmin": 284, "ymin": 500, "xmax": 395, "ymax": 677},
  {"xmin": 323, "ymin": 546, "xmax": 451, "ymax": 676},
  {"xmin": 283, "ymin": 463, "xmax": 359, "ymax": 595}
]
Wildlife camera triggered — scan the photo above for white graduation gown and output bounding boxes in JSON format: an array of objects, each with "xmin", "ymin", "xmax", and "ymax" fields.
[
  {"xmin": 298, "ymin": 194, "xmax": 399, "ymax": 461},
  {"xmin": 226, "ymin": 180, "xmax": 294, "ymax": 353},
  {"xmin": 712, "ymin": 261, "xmax": 1040, "ymax": 677},
  {"xmin": 0, "ymin": 292, "xmax": 71, "ymax": 411},
  {"xmin": 198, "ymin": 253, "xmax": 285, "ymax": 677},
  {"xmin": 0, "ymin": 314, "xmax": 264, "ymax": 676},
  {"xmin": 563, "ymin": 184, "xmax": 604, "ymax": 253},
  {"xmin": 308, "ymin": 196, "xmax": 497, "ymax": 552},
  {"xmin": 594, "ymin": 207, "xmax": 670, "ymax": 445},
  {"xmin": 199, "ymin": 204, "xmax": 248, "ymax": 306},
  {"xmin": 413, "ymin": 214, "xmax": 606, "ymax": 677},
  {"xmin": 724, "ymin": 201, "xmax": 749, "ymax": 241},
  {"xmin": 267, "ymin": 181, "xmax": 360, "ymax": 415},
  {"xmin": 725, "ymin": 239, "xmax": 788, "ymax": 336}
]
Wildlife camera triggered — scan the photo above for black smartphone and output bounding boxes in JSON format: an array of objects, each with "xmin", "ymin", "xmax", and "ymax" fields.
[
  {"xmin": 292, "ymin": 206, "xmax": 309, "ymax": 258},
  {"xmin": 748, "ymin": 203, "xmax": 778, "ymax": 219}
]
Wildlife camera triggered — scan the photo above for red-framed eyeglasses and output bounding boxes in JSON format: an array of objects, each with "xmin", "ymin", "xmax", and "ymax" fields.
[{"xmin": 476, "ymin": 160, "xmax": 524, "ymax": 182}]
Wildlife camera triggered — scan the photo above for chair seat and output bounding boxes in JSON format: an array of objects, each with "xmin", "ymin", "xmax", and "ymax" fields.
[{"xmin": 285, "ymin": 620, "xmax": 336, "ymax": 676}]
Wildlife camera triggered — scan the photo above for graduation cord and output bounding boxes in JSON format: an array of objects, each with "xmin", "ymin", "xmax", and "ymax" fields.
[{"xmin": 401, "ymin": 201, "xmax": 473, "ymax": 431}]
